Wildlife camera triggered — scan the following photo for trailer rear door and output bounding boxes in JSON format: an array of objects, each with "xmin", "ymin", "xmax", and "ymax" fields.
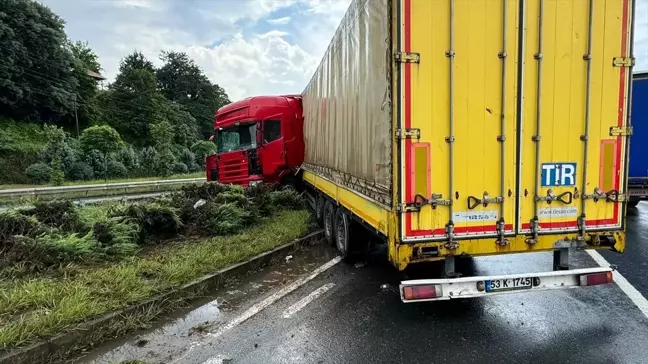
[{"xmin": 399, "ymin": 0, "xmax": 632, "ymax": 243}]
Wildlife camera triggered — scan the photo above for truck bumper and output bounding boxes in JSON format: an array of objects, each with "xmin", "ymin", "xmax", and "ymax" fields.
[{"xmin": 400, "ymin": 266, "xmax": 614, "ymax": 303}]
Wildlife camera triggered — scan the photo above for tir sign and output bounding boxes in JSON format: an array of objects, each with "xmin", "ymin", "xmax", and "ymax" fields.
[{"xmin": 541, "ymin": 163, "xmax": 577, "ymax": 187}]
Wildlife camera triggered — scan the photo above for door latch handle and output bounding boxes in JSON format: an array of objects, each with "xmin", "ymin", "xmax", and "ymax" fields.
[
  {"xmin": 535, "ymin": 189, "xmax": 573, "ymax": 204},
  {"xmin": 467, "ymin": 192, "xmax": 503, "ymax": 210}
]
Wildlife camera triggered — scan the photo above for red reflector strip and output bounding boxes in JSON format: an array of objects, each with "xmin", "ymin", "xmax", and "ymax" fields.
[
  {"xmin": 580, "ymin": 271, "xmax": 613, "ymax": 286},
  {"xmin": 402, "ymin": 284, "xmax": 442, "ymax": 300}
]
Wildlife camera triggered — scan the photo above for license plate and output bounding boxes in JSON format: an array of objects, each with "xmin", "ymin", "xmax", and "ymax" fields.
[
  {"xmin": 486, "ymin": 277, "xmax": 533, "ymax": 292},
  {"xmin": 629, "ymin": 189, "xmax": 648, "ymax": 196}
]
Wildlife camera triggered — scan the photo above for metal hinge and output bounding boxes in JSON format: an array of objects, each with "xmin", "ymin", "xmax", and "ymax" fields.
[
  {"xmin": 609, "ymin": 126, "xmax": 633, "ymax": 136},
  {"xmin": 396, "ymin": 128, "xmax": 420, "ymax": 139},
  {"xmin": 395, "ymin": 52, "xmax": 420, "ymax": 63},
  {"xmin": 612, "ymin": 57, "xmax": 635, "ymax": 67}
]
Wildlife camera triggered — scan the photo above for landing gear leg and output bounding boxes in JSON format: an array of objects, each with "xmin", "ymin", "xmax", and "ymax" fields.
[{"xmin": 553, "ymin": 248, "xmax": 569, "ymax": 271}]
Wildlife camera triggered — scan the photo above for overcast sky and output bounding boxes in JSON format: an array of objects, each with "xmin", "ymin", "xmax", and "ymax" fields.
[{"xmin": 41, "ymin": 0, "xmax": 647, "ymax": 101}]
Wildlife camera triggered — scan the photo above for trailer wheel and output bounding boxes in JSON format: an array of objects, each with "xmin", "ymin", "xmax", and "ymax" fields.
[
  {"xmin": 628, "ymin": 200, "xmax": 640, "ymax": 208},
  {"xmin": 315, "ymin": 194, "xmax": 326, "ymax": 225},
  {"xmin": 335, "ymin": 209, "xmax": 351, "ymax": 260},
  {"xmin": 323, "ymin": 200, "xmax": 336, "ymax": 245}
]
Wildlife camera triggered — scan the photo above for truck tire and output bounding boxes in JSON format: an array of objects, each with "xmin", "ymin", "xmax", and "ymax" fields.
[
  {"xmin": 323, "ymin": 200, "xmax": 336, "ymax": 245},
  {"xmin": 628, "ymin": 200, "xmax": 640, "ymax": 208},
  {"xmin": 335, "ymin": 208, "xmax": 351, "ymax": 260},
  {"xmin": 315, "ymin": 194, "xmax": 326, "ymax": 225}
]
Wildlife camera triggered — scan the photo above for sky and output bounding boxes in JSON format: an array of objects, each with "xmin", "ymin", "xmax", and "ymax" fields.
[{"xmin": 41, "ymin": 0, "xmax": 647, "ymax": 102}]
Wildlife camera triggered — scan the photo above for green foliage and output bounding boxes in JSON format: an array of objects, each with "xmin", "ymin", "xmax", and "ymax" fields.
[
  {"xmin": 91, "ymin": 217, "xmax": 139, "ymax": 259},
  {"xmin": 24, "ymin": 163, "xmax": 53, "ymax": 184},
  {"xmin": 0, "ymin": 0, "xmax": 79, "ymax": 125},
  {"xmin": 117, "ymin": 146, "xmax": 140, "ymax": 172},
  {"xmin": 23, "ymin": 200, "xmax": 84, "ymax": 232},
  {"xmin": 0, "ymin": 211, "xmax": 44, "ymax": 243},
  {"xmin": 66, "ymin": 162, "xmax": 95, "ymax": 181},
  {"xmin": 269, "ymin": 190, "xmax": 306, "ymax": 210},
  {"xmin": 171, "ymin": 162, "xmax": 188, "ymax": 175},
  {"xmin": 110, "ymin": 203, "xmax": 183, "ymax": 243},
  {"xmin": 138, "ymin": 147, "xmax": 158, "ymax": 176},
  {"xmin": 40, "ymin": 231, "xmax": 97, "ymax": 264},
  {"xmin": 0, "ymin": 120, "xmax": 47, "ymax": 155},
  {"xmin": 190, "ymin": 141, "xmax": 216, "ymax": 168},
  {"xmin": 69, "ymin": 41, "xmax": 102, "ymax": 130},
  {"xmin": 178, "ymin": 148, "xmax": 200, "ymax": 172},
  {"xmin": 50, "ymin": 157, "xmax": 65, "ymax": 186},
  {"xmin": 154, "ymin": 148, "xmax": 176, "ymax": 177},
  {"xmin": 79, "ymin": 125, "xmax": 123, "ymax": 155},
  {"xmin": 157, "ymin": 51, "xmax": 230, "ymax": 139},
  {"xmin": 150, "ymin": 120, "xmax": 174, "ymax": 150},
  {"xmin": 83, "ymin": 149, "xmax": 106, "ymax": 177},
  {"xmin": 107, "ymin": 160, "xmax": 129, "ymax": 178}
]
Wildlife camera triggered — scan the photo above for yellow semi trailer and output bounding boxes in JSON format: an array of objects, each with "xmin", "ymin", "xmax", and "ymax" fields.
[{"xmin": 300, "ymin": 0, "xmax": 635, "ymax": 302}]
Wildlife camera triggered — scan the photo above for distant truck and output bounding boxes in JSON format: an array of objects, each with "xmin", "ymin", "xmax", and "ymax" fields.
[
  {"xmin": 205, "ymin": 95, "xmax": 304, "ymax": 187},
  {"xmin": 628, "ymin": 72, "xmax": 648, "ymax": 207},
  {"xmin": 209, "ymin": 0, "xmax": 635, "ymax": 303}
]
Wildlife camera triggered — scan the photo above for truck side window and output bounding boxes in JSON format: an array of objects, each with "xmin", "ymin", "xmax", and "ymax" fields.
[{"xmin": 263, "ymin": 120, "xmax": 281, "ymax": 143}]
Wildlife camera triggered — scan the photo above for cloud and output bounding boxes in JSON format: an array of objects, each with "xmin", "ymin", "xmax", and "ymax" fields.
[
  {"xmin": 39, "ymin": 0, "xmax": 647, "ymax": 104},
  {"xmin": 267, "ymin": 16, "xmax": 292, "ymax": 25}
]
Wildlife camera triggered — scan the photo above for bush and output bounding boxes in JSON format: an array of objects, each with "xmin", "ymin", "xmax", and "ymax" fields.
[
  {"xmin": 107, "ymin": 160, "xmax": 129, "ymax": 178},
  {"xmin": 139, "ymin": 146, "xmax": 158, "ymax": 177},
  {"xmin": 92, "ymin": 217, "xmax": 139, "ymax": 259},
  {"xmin": 50, "ymin": 157, "xmax": 65, "ymax": 186},
  {"xmin": 111, "ymin": 203, "xmax": 182, "ymax": 243},
  {"xmin": 118, "ymin": 146, "xmax": 140, "ymax": 172},
  {"xmin": 269, "ymin": 190, "xmax": 305, "ymax": 210},
  {"xmin": 84, "ymin": 149, "xmax": 106, "ymax": 177},
  {"xmin": 193, "ymin": 202, "xmax": 251, "ymax": 235},
  {"xmin": 24, "ymin": 163, "xmax": 53, "ymax": 184},
  {"xmin": 154, "ymin": 148, "xmax": 176, "ymax": 177},
  {"xmin": 66, "ymin": 162, "xmax": 95, "ymax": 181},
  {"xmin": 0, "ymin": 210, "xmax": 45, "ymax": 243},
  {"xmin": 23, "ymin": 200, "xmax": 84, "ymax": 232},
  {"xmin": 40, "ymin": 231, "xmax": 97, "ymax": 264},
  {"xmin": 190, "ymin": 141, "xmax": 217, "ymax": 168},
  {"xmin": 171, "ymin": 162, "xmax": 188, "ymax": 175}
]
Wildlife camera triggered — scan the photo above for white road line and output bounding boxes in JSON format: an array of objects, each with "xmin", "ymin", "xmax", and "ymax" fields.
[
  {"xmin": 172, "ymin": 256, "xmax": 342, "ymax": 363},
  {"xmin": 208, "ymin": 256, "xmax": 341, "ymax": 338},
  {"xmin": 202, "ymin": 356, "xmax": 230, "ymax": 364},
  {"xmin": 282, "ymin": 283, "xmax": 336, "ymax": 318},
  {"xmin": 586, "ymin": 250, "xmax": 648, "ymax": 319}
]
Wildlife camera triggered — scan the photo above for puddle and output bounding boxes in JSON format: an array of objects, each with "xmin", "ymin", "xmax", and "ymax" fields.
[{"xmin": 74, "ymin": 242, "xmax": 337, "ymax": 364}]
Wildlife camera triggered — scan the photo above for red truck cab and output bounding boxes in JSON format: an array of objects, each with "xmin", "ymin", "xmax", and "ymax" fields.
[{"xmin": 206, "ymin": 95, "xmax": 304, "ymax": 187}]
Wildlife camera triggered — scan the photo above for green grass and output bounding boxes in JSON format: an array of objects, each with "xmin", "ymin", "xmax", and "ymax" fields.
[
  {"xmin": 0, "ymin": 119, "xmax": 47, "ymax": 155},
  {"xmin": 0, "ymin": 172, "xmax": 205, "ymax": 190},
  {"xmin": 0, "ymin": 210, "xmax": 310, "ymax": 349}
]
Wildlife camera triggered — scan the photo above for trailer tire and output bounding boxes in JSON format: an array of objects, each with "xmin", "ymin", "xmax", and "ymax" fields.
[
  {"xmin": 335, "ymin": 209, "xmax": 351, "ymax": 260},
  {"xmin": 315, "ymin": 194, "xmax": 326, "ymax": 225},
  {"xmin": 323, "ymin": 200, "xmax": 336, "ymax": 245}
]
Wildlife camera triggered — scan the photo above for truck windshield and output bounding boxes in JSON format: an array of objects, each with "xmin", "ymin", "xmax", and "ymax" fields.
[{"xmin": 216, "ymin": 123, "xmax": 257, "ymax": 153}]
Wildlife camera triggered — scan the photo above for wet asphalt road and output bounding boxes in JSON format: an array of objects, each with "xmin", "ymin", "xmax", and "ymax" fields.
[{"xmin": 76, "ymin": 205, "xmax": 648, "ymax": 364}]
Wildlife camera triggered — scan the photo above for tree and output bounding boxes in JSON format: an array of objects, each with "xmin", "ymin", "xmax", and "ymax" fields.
[
  {"xmin": 79, "ymin": 125, "xmax": 123, "ymax": 180},
  {"xmin": 191, "ymin": 141, "xmax": 217, "ymax": 170},
  {"xmin": 0, "ymin": 0, "xmax": 79, "ymax": 124},
  {"xmin": 98, "ymin": 52, "xmax": 165, "ymax": 146},
  {"xmin": 163, "ymin": 102, "xmax": 199, "ymax": 147},
  {"xmin": 67, "ymin": 41, "xmax": 102, "ymax": 133},
  {"xmin": 157, "ymin": 51, "xmax": 231, "ymax": 139}
]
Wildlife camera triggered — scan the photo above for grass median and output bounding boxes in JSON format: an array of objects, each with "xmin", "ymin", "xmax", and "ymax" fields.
[{"xmin": 0, "ymin": 183, "xmax": 313, "ymax": 351}]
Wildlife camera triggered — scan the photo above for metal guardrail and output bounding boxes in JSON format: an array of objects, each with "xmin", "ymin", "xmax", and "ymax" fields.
[{"xmin": 0, "ymin": 178, "xmax": 207, "ymax": 198}]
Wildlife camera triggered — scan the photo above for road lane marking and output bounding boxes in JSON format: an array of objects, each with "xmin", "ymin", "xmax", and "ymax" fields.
[
  {"xmin": 208, "ymin": 256, "xmax": 341, "ymax": 339},
  {"xmin": 282, "ymin": 283, "xmax": 336, "ymax": 318},
  {"xmin": 586, "ymin": 250, "xmax": 648, "ymax": 319},
  {"xmin": 171, "ymin": 256, "xmax": 343, "ymax": 363}
]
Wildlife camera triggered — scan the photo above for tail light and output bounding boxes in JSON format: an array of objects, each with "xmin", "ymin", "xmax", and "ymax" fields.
[
  {"xmin": 579, "ymin": 271, "xmax": 613, "ymax": 286},
  {"xmin": 402, "ymin": 284, "xmax": 443, "ymax": 300}
]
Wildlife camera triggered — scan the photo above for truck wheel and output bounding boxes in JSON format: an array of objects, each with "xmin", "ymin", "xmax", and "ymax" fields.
[
  {"xmin": 628, "ymin": 200, "xmax": 640, "ymax": 208},
  {"xmin": 315, "ymin": 194, "xmax": 326, "ymax": 225},
  {"xmin": 323, "ymin": 200, "xmax": 336, "ymax": 245},
  {"xmin": 335, "ymin": 209, "xmax": 352, "ymax": 260}
]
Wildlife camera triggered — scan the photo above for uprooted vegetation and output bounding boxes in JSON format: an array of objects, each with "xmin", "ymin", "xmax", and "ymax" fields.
[
  {"xmin": 0, "ymin": 182, "xmax": 306, "ymax": 277},
  {"xmin": 0, "ymin": 182, "xmax": 311, "ymax": 351}
]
